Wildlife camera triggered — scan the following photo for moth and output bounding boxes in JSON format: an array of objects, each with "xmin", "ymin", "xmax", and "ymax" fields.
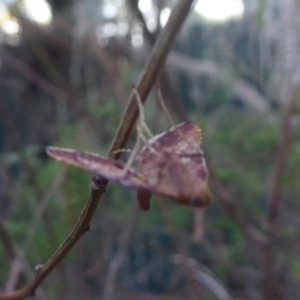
[{"xmin": 46, "ymin": 121, "xmax": 210, "ymax": 211}]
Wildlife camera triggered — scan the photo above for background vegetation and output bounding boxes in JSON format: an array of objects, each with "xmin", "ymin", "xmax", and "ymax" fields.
[{"xmin": 0, "ymin": 0, "xmax": 299, "ymax": 299}]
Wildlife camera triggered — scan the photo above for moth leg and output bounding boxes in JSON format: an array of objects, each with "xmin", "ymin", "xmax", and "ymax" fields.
[
  {"xmin": 193, "ymin": 208, "xmax": 205, "ymax": 241},
  {"xmin": 121, "ymin": 88, "xmax": 154, "ymax": 176},
  {"xmin": 112, "ymin": 148, "xmax": 132, "ymax": 155},
  {"xmin": 136, "ymin": 188, "xmax": 152, "ymax": 211},
  {"xmin": 133, "ymin": 88, "xmax": 167, "ymax": 159},
  {"xmin": 122, "ymin": 132, "xmax": 142, "ymax": 176}
]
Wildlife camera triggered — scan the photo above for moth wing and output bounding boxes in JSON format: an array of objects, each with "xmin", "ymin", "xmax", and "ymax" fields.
[
  {"xmin": 46, "ymin": 147, "xmax": 151, "ymax": 189},
  {"xmin": 137, "ymin": 153, "xmax": 211, "ymax": 207},
  {"xmin": 137, "ymin": 121, "xmax": 202, "ymax": 165}
]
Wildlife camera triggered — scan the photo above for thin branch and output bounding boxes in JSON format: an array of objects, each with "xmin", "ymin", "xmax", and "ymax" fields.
[
  {"xmin": 128, "ymin": 0, "xmax": 188, "ymax": 121},
  {"xmin": 109, "ymin": 0, "xmax": 194, "ymax": 156},
  {"xmin": 0, "ymin": 176, "xmax": 105, "ymax": 300},
  {"xmin": 267, "ymin": 95, "xmax": 297, "ymax": 231},
  {"xmin": 263, "ymin": 90, "xmax": 297, "ymax": 300},
  {"xmin": 0, "ymin": 1, "xmax": 195, "ymax": 298}
]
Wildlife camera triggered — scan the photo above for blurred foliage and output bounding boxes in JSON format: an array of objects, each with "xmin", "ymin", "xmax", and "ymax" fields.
[{"xmin": 0, "ymin": 0, "xmax": 299, "ymax": 299}]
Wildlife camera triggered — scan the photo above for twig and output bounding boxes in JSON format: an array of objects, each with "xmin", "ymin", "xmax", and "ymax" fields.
[
  {"xmin": 263, "ymin": 91, "xmax": 297, "ymax": 300},
  {"xmin": 0, "ymin": 1, "xmax": 195, "ymax": 298},
  {"xmin": 127, "ymin": 0, "xmax": 188, "ymax": 121},
  {"xmin": 0, "ymin": 176, "xmax": 105, "ymax": 300},
  {"xmin": 109, "ymin": 0, "xmax": 194, "ymax": 157},
  {"xmin": 267, "ymin": 96, "xmax": 297, "ymax": 237}
]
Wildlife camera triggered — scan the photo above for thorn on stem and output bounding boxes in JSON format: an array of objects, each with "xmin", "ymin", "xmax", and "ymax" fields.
[
  {"xmin": 35, "ymin": 264, "xmax": 43, "ymax": 274},
  {"xmin": 91, "ymin": 175, "xmax": 106, "ymax": 190}
]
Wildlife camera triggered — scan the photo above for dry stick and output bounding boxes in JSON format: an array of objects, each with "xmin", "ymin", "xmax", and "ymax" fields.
[
  {"xmin": 0, "ymin": 1, "xmax": 195, "ymax": 299},
  {"xmin": 263, "ymin": 92, "xmax": 297, "ymax": 300},
  {"xmin": 0, "ymin": 177, "xmax": 105, "ymax": 300},
  {"xmin": 110, "ymin": 0, "xmax": 193, "ymax": 157}
]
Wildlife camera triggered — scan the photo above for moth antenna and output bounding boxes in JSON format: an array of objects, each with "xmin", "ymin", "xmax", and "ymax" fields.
[
  {"xmin": 116, "ymin": 88, "xmax": 158, "ymax": 177},
  {"xmin": 132, "ymin": 88, "xmax": 154, "ymax": 139},
  {"xmin": 156, "ymin": 83, "xmax": 175, "ymax": 127},
  {"xmin": 156, "ymin": 83, "xmax": 201, "ymax": 156}
]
